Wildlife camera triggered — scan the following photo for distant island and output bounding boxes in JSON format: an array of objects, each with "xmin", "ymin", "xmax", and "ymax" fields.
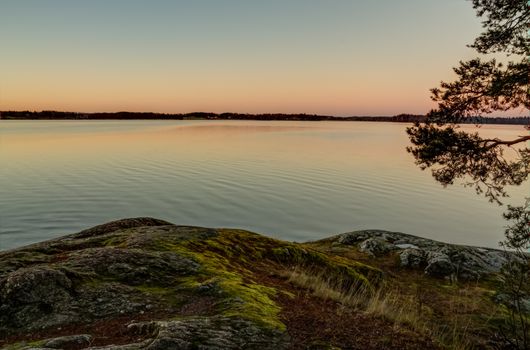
[{"xmin": 1, "ymin": 111, "xmax": 529, "ymax": 125}]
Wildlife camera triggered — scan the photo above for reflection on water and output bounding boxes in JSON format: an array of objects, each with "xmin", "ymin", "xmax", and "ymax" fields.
[{"xmin": 0, "ymin": 120, "xmax": 527, "ymax": 250}]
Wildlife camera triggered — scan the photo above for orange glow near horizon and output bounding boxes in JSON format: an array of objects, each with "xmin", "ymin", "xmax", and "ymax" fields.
[{"xmin": 1, "ymin": 69, "xmax": 438, "ymax": 115}]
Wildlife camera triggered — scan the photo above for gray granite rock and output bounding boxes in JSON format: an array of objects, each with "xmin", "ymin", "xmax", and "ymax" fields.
[
  {"xmin": 359, "ymin": 238, "xmax": 395, "ymax": 257},
  {"xmin": 143, "ymin": 317, "xmax": 288, "ymax": 350},
  {"xmin": 399, "ymin": 248, "xmax": 425, "ymax": 268},
  {"xmin": 333, "ymin": 229, "xmax": 522, "ymax": 280},
  {"xmin": 424, "ymin": 252, "xmax": 455, "ymax": 277}
]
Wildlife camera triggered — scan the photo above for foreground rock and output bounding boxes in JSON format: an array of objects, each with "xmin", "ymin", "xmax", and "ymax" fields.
[
  {"xmin": 333, "ymin": 229, "xmax": 516, "ymax": 280},
  {"xmin": 0, "ymin": 218, "xmax": 380, "ymax": 349},
  {"xmin": 1, "ymin": 219, "xmax": 524, "ymax": 349}
]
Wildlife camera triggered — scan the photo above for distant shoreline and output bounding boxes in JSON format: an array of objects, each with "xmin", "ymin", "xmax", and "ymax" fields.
[{"xmin": 1, "ymin": 111, "xmax": 529, "ymax": 125}]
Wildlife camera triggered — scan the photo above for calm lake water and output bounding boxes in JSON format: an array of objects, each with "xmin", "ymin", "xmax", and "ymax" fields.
[{"xmin": 0, "ymin": 120, "xmax": 528, "ymax": 250}]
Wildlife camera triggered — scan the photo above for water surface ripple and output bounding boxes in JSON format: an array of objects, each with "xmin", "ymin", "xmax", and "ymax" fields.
[{"xmin": 0, "ymin": 120, "xmax": 527, "ymax": 250}]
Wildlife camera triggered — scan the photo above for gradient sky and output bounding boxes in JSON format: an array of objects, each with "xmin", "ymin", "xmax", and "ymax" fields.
[{"xmin": 1, "ymin": 0, "xmax": 491, "ymax": 115}]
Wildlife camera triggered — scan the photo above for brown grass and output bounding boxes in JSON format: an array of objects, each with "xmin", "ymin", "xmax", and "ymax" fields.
[{"xmin": 283, "ymin": 267, "xmax": 479, "ymax": 349}]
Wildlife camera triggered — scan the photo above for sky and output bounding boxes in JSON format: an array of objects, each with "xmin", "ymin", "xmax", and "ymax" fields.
[{"xmin": 0, "ymin": 0, "xmax": 500, "ymax": 116}]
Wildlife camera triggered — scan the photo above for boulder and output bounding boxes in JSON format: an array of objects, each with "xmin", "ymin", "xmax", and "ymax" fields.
[
  {"xmin": 0, "ymin": 267, "xmax": 74, "ymax": 331},
  {"xmin": 359, "ymin": 238, "xmax": 394, "ymax": 257},
  {"xmin": 399, "ymin": 248, "xmax": 425, "ymax": 268},
  {"xmin": 424, "ymin": 253, "xmax": 455, "ymax": 277}
]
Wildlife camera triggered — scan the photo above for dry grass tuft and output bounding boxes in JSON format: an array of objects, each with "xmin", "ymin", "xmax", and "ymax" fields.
[{"xmin": 284, "ymin": 267, "xmax": 477, "ymax": 349}]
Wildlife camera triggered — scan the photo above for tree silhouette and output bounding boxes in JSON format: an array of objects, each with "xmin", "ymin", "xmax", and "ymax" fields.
[{"xmin": 407, "ymin": 0, "xmax": 529, "ymax": 205}]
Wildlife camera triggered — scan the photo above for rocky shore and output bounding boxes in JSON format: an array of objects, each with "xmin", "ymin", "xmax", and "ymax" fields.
[
  {"xmin": 334, "ymin": 229, "xmax": 510, "ymax": 281},
  {"xmin": 0, "ymin": 218, "xmax": 526, "ymax": 349}
]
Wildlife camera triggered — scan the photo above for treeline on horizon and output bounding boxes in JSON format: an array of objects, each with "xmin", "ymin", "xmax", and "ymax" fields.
[{"xmin": 1, "ymin": 111, "xmax": 529, "ymax": 125}]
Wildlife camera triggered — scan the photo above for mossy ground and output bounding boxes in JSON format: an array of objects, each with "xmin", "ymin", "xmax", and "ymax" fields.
[{"xmin": 138, "ymin": 228, "xmax": 380, "ymax": 331}]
